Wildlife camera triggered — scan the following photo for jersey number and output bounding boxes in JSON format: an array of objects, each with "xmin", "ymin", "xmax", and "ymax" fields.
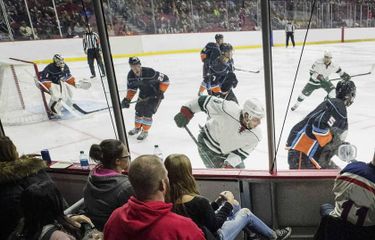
[
  {"xmin": 327, "ymin": 116, "xmax": 336, "ymax": 127},
  {"xmin": 340, "ymin": 200, "xmax": 369, "ymax": 226},
  {"xmin": 158, "ymin": 73, "xmax": 164, "ymax": 81}
]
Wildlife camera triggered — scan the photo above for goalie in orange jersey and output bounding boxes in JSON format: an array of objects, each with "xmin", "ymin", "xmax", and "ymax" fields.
[
  {"xmin": 39, "ymin": 54, "xmax": 91, "ymax": 118},
  {"xmin": 121, "ymin": 57, "xmax": 170, "ymax": 141},
  {"xmin": 286, "ymin": 80, "xmax": 356, "ymax": 169}
]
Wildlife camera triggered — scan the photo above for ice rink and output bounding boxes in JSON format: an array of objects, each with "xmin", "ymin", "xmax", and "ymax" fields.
[{"xmin": 3, "ymin": 41, "xmax": 375, "ymax": 170}]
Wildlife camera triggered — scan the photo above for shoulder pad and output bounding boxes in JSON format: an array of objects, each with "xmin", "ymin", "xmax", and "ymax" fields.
[
  {"xmin": 206, "ymin": 42, "xmax": 219, "ymax": 49},
  {"xmin": 141, "ymin": 67, "xmax": 156, "ymax": 78}
]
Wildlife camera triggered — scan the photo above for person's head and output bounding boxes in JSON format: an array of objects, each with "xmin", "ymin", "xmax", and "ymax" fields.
[
  {"xmin": 53, "ymin": 54, "xmax": 65, "ymax": 68},
  {"xmin": 164, "ymin": 154, "xmax": 199, "ymax": 203},
  {"xmin": 220, "ymin": 43, "xmax": 233, "ymax": 59},
  {"xmin": 0, "ymin": 136, "xmax": 19, "ymax": 162},
  {"xmin": 129, "ymin": 56, "xmax": 141, "ymax": 76},
  {"xmin": 242, "ymin": 98, "xmax": 265, "ymax": 129},
  {"xmin": 89, "ymin": 139, "xmax": 130, "ymax": 171},
  {"xmin": 20, "ymin": 181, "xmax": 80, "ymax": 239},
  {"xmin": 85, "ymin": 24, "xmax": 92, "ymax": 33},
  {"xmin": 336, "ymin": 80, "xmax": 356, "ymax": 107},
  {"xmin": 215, "ymin": 33, "xmax": 224, "ymax": 44},
  {"xmin": 323, "ymin": 51, "xmax": 332, "ymax": 65},
  {"xmin": 128, "ymin": 155, "xmax": 169, "ymax": 201},
  {"xmin": 337, "ymin": 143, "xmax": 357, "ymax": 162}
]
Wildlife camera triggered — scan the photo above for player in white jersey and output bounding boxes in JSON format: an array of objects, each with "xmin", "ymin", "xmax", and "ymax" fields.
[
  {"xmin": 320, "ymin": 145, "xmax": 375, "ymax": 227},
  {"xmin": 291, "ymin": 51, "xmax": 351, "ymax": 111},
  {"xmin": 174, "ymin": 95, "xmax": 264, "ymax": 168}
]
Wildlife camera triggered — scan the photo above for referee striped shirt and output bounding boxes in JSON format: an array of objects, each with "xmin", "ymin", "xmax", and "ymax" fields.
[{"xmin": 83, "ymin": 32, "xmax": 100, "ymax": 51}]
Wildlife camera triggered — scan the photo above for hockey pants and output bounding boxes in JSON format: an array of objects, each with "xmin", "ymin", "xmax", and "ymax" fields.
[{"xmin": 301, "ymin": 79, "xmax": 335, "ymax": 98}]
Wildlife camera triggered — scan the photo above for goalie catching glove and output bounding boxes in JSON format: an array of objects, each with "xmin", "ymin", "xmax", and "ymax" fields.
[
  {"xmin": 174, "ymin": 106, "xmax": 194, "ymax": 128},
  {"xmin": 75, "ymin": 79, "xmax": 91, "ymax": 89}
]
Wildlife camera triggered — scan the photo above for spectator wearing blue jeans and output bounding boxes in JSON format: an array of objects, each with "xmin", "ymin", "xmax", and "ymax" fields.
[{"xmin": 164, "ymin": 153, "xmax": 292, "ymax": 240}]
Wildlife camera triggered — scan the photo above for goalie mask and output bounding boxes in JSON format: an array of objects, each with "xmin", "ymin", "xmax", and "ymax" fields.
[
  {"xmin": 336, "ymin": 80, "xmax": 356, "ymax": 106},
  {"xmin": 338, "ymin": 143, "xmax": 357, "ymax": 162},
  {"xmin": 53, "ymin": 54, "xmax": 65, "ymax": 68},
  {"xmin": 242, "ymin": 98, "xmax": 264, "ymax": 129}
]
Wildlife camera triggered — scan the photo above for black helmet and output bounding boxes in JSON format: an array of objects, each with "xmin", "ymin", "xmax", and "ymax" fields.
[
  {"xmin": 53, "ymin": 54, "xmax": 65, "ymax": 68},
  {"xmin": 215, "ymin": 33, "xmax": 224, "ymax": 41},
  {"xmin": 220, "ymin": 43, "xmax": 233, "ymax": 53},
  {"xmin": 129, "ymin": 57, "xmax": 141, "ymax": 65},
  {"xmin": 336, "ymin": 80, "xmax": 356, "ymax": 106}
]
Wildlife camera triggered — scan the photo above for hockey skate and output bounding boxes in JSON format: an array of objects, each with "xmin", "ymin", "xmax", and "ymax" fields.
[
  {"xmin": 137, "ymin": 131, "xmax": 148, "ymax": 140},
  {"xmin": 128, "ymin": 128, "xmax": 141, "ymax": 136}
]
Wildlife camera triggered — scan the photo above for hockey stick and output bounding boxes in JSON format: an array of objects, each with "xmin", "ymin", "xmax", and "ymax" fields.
[
  {"xmin": 330, "ymin": 64, "xmax": 375, "ymax": 81},
  {"xmin": 72, "ymin": 104, "xmax": 110, "ymax": 114},
  {"xmin": 234, "ymin": 66, "xmax": 262, "ymax": 74},
  {"xmin": 184, "ymin": 126, "xmax": 198, "ymax": 145}
]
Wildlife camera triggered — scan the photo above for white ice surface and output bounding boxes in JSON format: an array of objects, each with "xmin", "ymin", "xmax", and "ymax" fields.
[{"xmin": 4, "ymin": 41, "xmax": 375, "ymax": 170}]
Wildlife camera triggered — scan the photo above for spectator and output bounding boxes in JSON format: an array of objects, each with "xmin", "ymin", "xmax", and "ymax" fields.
[
  {"xmin": 0, "ymin": 136, "xmax": 53, "ymax": 239},
  {"xmin": 84, "ymin": 139, "xmax": 133, "ymax": 231},
  {"xmin": 315, "ymin": 145, "xmax": 375, "ymax": 239},
  {"xmin": 164, "ymin": 153, "xmax": 292, "ymax": 240},
  {"xmin": 19, "ymin": 21, "xmax": 33, "ymax": 39},
  {"xmin": 9, "ymin": 181, "xmax": 101, "ymax": 240},
  {"xmin": 104, "ymin": 154, "xmax": 205, "ymax": 240}
]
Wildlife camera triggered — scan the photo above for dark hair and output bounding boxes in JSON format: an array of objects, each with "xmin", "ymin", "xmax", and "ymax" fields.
[
  {"xmin": 19, "ymin": 182, "xmax": 81, "ymax": 239},
  {"xmin": 164, "ymin": 154, "xmax": 199, "ymax": 204},
  {"xmin": 89, "ymin": 139, "xmax": 127, "ymax": 169},
  {"xmin": 0, "ymin": 136, "xmax": 18, "ymax": 162},
  {"xmin": 128, "ymin": 155, "xmax": 166, "ymax": 201}
]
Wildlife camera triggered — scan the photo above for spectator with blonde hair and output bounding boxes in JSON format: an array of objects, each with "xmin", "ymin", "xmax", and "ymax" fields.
[{"xmin": 165, "ymin": 153, "xmax": 292, "ymax": 240}]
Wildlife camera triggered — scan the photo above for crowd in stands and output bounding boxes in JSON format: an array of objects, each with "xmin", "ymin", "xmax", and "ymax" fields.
[
  {"xmin": 2, "ymin": 0, "xmax": 373, "ymax": 41},
  {"xmin": 1, "ymin": 135, "xmax": 374, "ymax": 239}
]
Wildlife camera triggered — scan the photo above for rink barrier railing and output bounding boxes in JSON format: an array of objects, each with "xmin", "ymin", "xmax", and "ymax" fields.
[{"xmin": 31, "ymin": 37, "xmax": 375, "ymax": 65}]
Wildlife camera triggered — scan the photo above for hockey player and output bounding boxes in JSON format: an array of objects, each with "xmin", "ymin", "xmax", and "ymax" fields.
[
  {"xmin": 208, "ymin": 43, "xmax": 239, "ymax": 102},
  {"xmin": 286, "ymin": 80, "xmax": 356, "ymax": 169},
  {"xmin": 198, "ymin": 33, "xmax": 224, "ymax": 96},
  {"xmin": 39, "ymin": 54, "xmax": 90, "ymax": 118},
  {"xmin": 121, "ymin": 57, "xmax": 170, "ymax": 141},
  {"xmin": 291, "ymin": 51, "xmax": 351, "ymax": 111},
  {"xmin": 324, "ymin": 146, "xmax": 375, "ymax": 227},
  {"xmin": 174, "ymin": 96, "xmax": 264, "ymax": 168}
]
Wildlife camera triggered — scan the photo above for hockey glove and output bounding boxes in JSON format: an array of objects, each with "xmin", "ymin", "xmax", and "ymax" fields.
[
  {"xmin": 341, "ymin": 72, "xmax": 351, "ymax": 81},
  {"xmin": 121, "ymin": 98, "xmax": 131, "ymax": 108},
  {"xmin": 174, "ymin": 106, "xmax": 194, "ymax": 128},
  {"xmin": 75, "ymin": 79, "xmax": 91, "ymax": 90}
]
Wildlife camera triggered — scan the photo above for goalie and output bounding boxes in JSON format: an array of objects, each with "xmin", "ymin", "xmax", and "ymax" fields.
[{"xmin": 39, "ymin": 54, "xmax": 91, "ymax": 118}]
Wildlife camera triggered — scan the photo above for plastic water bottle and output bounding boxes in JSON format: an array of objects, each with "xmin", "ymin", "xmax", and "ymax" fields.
[
  {"xmin": 79, "ymin": 150, "xmax": 90, "ymax": 170},
  {"xmin": 153, "ymin": 145, "xmax": 163, "ymax": 161}
]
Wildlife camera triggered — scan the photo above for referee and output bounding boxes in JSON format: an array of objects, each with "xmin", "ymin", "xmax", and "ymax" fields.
[
  {"xmin": 285, "ymin": 20, "xmax": 295, "ymax": 48},
  {"xmin": 83, "ymin": 25, "xmax": 105, "ymax": 78}
]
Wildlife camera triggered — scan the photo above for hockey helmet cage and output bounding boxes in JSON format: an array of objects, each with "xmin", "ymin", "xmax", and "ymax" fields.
[
  {"xmin": 336, "ymin": 80, "xmax": 356, "ymax": 106},
  {"xmin": 220, "ymin": 43, "xmax": 233, "ymax": 53},
  {"xmin": 243, "ymin": 98, "xmax": 265, "ymax": 119},
  {"xmin": 324, "ymin": 51, "xmax": 332, "ymax": 59},
  {"xmin": 215, "ymin": 33, "xmax": 224, "ymax": 41},
  {"xmin": 53, "ymin": 54, "xmax": 65, "ymax": 68},
  {"xmin": 129, "ymin": 56, "xmax": 141, "ymax": 65},
  {"xmin": 337, "ymin": 143, "xmax": 357, "ymax": 162}
]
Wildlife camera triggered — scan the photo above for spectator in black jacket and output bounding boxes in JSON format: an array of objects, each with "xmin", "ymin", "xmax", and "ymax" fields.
[
  {"xmin": 164, "ymin": 153, "xmax": 292, "ymax": 240},
  {"xmin": 0, "ymin": 136, "xmax": 53, "ymax": 240},
  {"xmin": 84, "ymin": 139, "xmax": 133, "ymax": 230}
]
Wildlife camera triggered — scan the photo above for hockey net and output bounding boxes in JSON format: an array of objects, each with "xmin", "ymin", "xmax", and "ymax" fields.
[{"xmin": 0, "ymin": 59, "xmax": 50, "ymax": 126}]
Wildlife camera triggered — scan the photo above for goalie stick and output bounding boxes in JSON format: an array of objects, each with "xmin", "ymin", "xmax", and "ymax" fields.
[
  {"xmin": 72, "ymin": 104, "xmax": 110, "ymax": 114},
  {"xmin": 330, "ymin": 64, "xmax": 375, "ymax": 81}
]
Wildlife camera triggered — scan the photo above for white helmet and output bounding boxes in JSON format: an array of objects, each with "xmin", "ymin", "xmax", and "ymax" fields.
[
  {"xmin": 324, "ymin": 51, "xmax": 332, "ymax": 59},
  {"xmin": 243, "ymin": 98, "xmax": 265, "ymax": 119}
]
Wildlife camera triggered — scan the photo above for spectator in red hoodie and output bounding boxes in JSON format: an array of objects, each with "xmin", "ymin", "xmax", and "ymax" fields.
[{"xmin": 104, "ymin": 154, "xmax": 205, "ymax": 240}]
